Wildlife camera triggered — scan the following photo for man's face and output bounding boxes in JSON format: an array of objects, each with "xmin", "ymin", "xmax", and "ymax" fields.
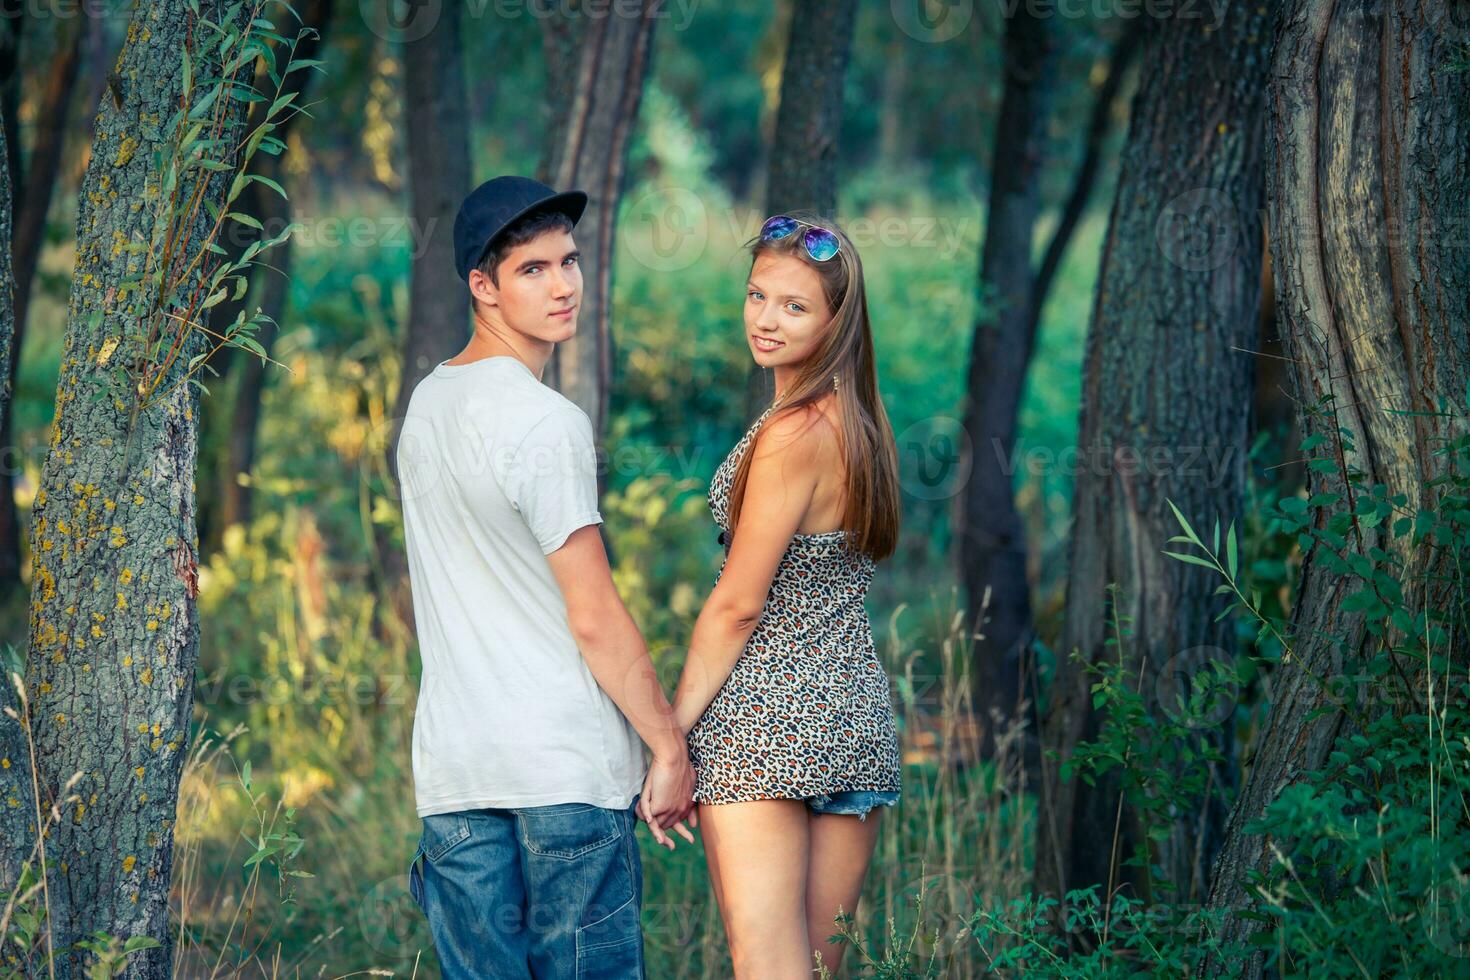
[{"xmin": 469, "ymin": 228, "xmax": 582, "ymax": 343}]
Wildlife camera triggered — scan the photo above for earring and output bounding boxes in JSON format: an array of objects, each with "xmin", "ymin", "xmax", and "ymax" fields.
[{"xmin": 832, "ymin": 374, "xmax": 840, "ymax": 390}]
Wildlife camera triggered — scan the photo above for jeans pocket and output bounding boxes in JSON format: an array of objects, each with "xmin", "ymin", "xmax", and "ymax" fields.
[
  {"xmin": 407, "ymin": 846, "xmax": 426, "ymax": 910},
  {"xmin": 421, "ymin": 812, "xmax": 471, "ymax": 862},
  {"xmin": 575, "ymin": 891, "xmax": 643, "ymax": 979},
  {"xmin": 517, "ymin": 803, "xmax": 620, "ymax": 860}
]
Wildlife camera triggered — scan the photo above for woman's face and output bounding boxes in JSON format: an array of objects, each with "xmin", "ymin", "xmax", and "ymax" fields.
[{"xmin": 743, "ymin": 252, "xmax": 831, "ymax": 369}]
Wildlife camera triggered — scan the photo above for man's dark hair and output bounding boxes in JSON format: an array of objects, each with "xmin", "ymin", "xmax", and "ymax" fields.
[{"xmin": 474, "ymin": 209, "xmax": 575, "ymax": 288}]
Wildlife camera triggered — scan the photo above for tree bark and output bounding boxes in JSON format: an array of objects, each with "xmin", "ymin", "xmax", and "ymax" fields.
[
  {"xmin": 955, "ymin": 3, "xmax": 1055, "ymax": 765},
  {"xmin": 1036, "ymin": 0, "xmax": 1272, "ymax": 919},
  {"xmin": 0, "ymin": 13, "xmax": 87, "ymax": 600},
  {"xmin": 0, "ymin": 105, "xmax": 11, "ymax": 442},
  {"xmin": 1201, "ymin": 3, "xmax": 1470, "ymax": 974},
  {"xmin": 743, "ymin": 0, "xmax": 859, "ymax": 423},
  {"xmin": 540, "ymin": 0, "xmax": 660, "ymax": 440},
  {"xmin": 15, "ymin": 0, "xmax": 251, "ymax": 973}
]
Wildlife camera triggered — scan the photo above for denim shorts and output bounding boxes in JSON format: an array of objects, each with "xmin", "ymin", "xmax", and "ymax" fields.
[
  {"xmin": 805, "ymin": 789, "xmax": 900, "ymax": 821},
  {"xmin": 407, "ymin": 798, "xmax": 644, "ymax": 979}
]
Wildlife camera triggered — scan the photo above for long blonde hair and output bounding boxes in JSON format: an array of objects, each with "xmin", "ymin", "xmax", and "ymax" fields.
[{"xmin": 727, "ymin": 210, "xmax": 901, "ymax": 561}]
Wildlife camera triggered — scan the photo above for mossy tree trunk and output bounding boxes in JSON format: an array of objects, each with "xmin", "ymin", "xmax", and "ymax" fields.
[
  {"xmin": 14, "ymin": 0, "xmax": 250, "ymax": 974},
  {"xmin": 1201, "ymin": 3, "xmax": 1470, "ymax": 974}
]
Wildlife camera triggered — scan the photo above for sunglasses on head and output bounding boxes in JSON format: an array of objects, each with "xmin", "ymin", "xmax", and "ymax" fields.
[{"xmin": 759, "ymin": 215, "xmax": 841, "ymax": 262}]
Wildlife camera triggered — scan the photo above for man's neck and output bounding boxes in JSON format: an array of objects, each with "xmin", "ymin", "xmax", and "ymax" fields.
[{"xmin": 452, "ymin": 312, "xmax": 553, "ymax": 382}]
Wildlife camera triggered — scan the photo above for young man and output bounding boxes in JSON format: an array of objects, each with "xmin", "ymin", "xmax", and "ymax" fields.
[{"xmin": 396, "ymin": 175, "xmax": 695, "ymax": 978}]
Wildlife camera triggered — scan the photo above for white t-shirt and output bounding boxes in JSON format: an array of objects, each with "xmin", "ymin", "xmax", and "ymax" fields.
[{"xmin": 396, "ymin": 354, "xmax": 646, "ymax": 816}]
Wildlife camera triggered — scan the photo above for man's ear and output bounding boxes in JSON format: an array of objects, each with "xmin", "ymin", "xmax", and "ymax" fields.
[{"xmin": 467, "ymin": 266, "xmax": 500, "ymax": 311}]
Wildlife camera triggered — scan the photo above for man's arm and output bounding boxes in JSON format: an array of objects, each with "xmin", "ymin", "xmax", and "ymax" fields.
[{"xmin": 545, "ymin": 525, "xmax": 685, "ymax": 765}]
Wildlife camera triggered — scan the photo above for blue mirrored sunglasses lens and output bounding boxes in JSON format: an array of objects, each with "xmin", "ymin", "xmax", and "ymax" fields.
[
  {"xmin": 804, "ymin": 228, "xmax": 840, "ymax": 261},
  {"xmin": 761, "ymin": 215, "xmax": 800, "ymax": 241}
]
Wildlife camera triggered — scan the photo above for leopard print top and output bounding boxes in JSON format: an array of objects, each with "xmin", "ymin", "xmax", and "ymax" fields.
[{"xmin": 686, "ymin": 404, "xmax": 904, "ymax": 805}]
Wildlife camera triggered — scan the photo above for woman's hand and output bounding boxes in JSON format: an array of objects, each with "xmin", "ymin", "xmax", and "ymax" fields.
[{"xmin": 636, "ymin": 752, "xmax": 698, "ymax": 850}]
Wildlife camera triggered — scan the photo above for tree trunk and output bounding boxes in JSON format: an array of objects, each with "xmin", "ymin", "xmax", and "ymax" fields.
[
  {"xmin": 373, "ymin": 4, "xmax": 472, "ymax": 629},
  {"xmin": 1036, "ymin": 0, "xmax": 1272, "ymax": 919},
  {"xmin": 0, "ymin": 13, "xmax": 87, "ymax": 600},
  {"xmin": 1027, "ymin": 27, "xmax": 1142, "ymax": 340},
  {"xmin": 15, "ymin": 0, "xmax": 251, "ymax": 973},
  {"xmin": 0, "ymin": 105, "xmax": 11, "ymax": 442},
  {"xmin": 387, "ymin": 5, "xmax": 471, "ymax": 457},
  {"xmin": 1201, "ymin": 3, "xmax": 1470, "ymax": 974},
  {"xmin": 955, "ymin": 3, "xmax": 1055, "ymax": 765},
  {"xmin": 199, "ymin": 0, "xmax": 333, "ymax": 553},
  {"xmin": 0, "ymin": 0, "xmax": 20, "ymax": 205},
  {"xmin": 743, "ymin": 0, "xmax": 858, "ymax": 423},
  {"xmin": 540, "ymin": 0, "xmax": 659, "ymax": 440}
]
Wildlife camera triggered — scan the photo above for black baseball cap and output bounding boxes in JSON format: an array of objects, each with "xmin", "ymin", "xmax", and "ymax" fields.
[{"xmin": 452, "ymin": 175, "xmax": 588, "ymax": 283}]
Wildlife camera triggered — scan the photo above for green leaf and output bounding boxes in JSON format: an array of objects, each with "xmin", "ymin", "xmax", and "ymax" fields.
[
  {"xmin": 1225, "ymin": 520, "xmax": 1238, "ymax": 579},
  {"xmin": 227, "ymin": 212, "xmax": 264, "ymax": 230},
  {"xmin": 248, "ymin": 173, "xmax": 287, "ymax": 200},
  {"xmin": 1165, "ymin": 498, "xmax": 1200, "ymax": 545},
  {"xmin": 1163, "ymin": 551, "xmax": 1217, "ymax": 570},
  {"xmin": 285, "ymin": 57, "xmax": 327, "ymax": 76}
]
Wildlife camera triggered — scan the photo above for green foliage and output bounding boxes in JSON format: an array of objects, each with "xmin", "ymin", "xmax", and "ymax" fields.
[
  {"xmin": 1056, "ymin": 583, "xmax": 1233, "ymax": 903},
  {"xmin": 94, "ymin": 0, "xmax": 320, "ymax": 437},
  {"xmin": 969, "ymin": 886, "xmax": 1243, "ymax": 977}
]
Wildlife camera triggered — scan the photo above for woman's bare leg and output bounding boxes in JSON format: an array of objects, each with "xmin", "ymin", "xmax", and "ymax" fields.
[
  {"xmin": 804, "ymin": 808, "xmax": 883, "ymax": 977},
  {"xmin": 698, "ymin": 799, "xmax": 814, "ymax": 978}
]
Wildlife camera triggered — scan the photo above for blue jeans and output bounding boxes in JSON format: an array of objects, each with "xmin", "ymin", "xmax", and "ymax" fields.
[
  {"xmin": 407, "ymin": 797, "xmax": 644, "ymax": 979},
  {"xmin": 805, "ymin": 789, "xmax": 900, "ymax": 821}
]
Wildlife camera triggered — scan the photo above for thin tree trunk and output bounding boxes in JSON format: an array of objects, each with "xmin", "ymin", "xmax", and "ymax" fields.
[
  {"xmin": 958, "ymin": 21, "xmax": 1138, "ymax": 770},
  {"xmin": 955, "ymin": 3, "xmax": 1055, "ymax": 765},
  {"xmin": 15, "ymin": 1, "xmax": 251, "ymax": 973},
  {"xmin": 0, "ymin": 13, "xmax": 86, "ymax": 599},
  {"xmin": 743, "ymin": 0, "xmax": 858, "ymax": 423},
  {"xmin": 1037, "ymin": 0, "xmax": 1272, "ymax": 922},
  {"xmin": 1027, "ymin": 27, "xmax": 1142, "ymax": 339},
  {"xmin": 541, "ymin": 0, "xmax": 659, "ymax": 440},
  {"xmin": 1201, "ymin": 4, "xmax": 1470, "ymax": 974}
]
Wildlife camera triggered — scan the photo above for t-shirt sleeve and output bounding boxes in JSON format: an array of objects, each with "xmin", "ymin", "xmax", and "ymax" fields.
[{"xmin": 502, "ymin": 407, "xmax": 604, "ymax": 555}]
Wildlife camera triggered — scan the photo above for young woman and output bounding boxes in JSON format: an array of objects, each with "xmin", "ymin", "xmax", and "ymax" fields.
[{"xmin": 668, "ymin": 212, "xmax": 904, "ymax": 977}]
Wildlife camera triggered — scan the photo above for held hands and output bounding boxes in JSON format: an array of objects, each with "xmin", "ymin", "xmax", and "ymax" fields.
[{"xmin": 636, "ymin": 752, "xmax": 697, "ymax": 850}]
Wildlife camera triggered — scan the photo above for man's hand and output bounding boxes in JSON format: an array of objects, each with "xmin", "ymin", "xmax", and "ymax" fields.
[{"xmin": 636, "ymin": 753, "xmax": 697, "ymax": 850}]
